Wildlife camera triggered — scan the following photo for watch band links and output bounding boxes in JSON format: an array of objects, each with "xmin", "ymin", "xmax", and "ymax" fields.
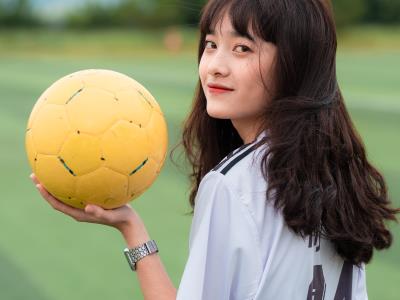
[{"xmin": 124, "ymin": 240, "xmax": 158, "ymax": 271}]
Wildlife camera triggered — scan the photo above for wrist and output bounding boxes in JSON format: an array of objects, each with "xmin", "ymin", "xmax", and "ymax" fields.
[
  {"xmin": 118, "ymin": 221, "xmax": 151, "ymax": 248},
  {"xmin": 124, "ymin": 239, "xmax": 159, "ymax": 271}
]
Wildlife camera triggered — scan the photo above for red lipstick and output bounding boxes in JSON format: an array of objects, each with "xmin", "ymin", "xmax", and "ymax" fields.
[{"xmin": 207, "ymin": 83, "xmax": 234, "ymax": 94}]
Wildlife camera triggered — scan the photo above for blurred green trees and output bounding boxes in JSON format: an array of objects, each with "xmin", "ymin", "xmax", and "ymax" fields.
[
  {"xmin": 364, "ymin": 0, "xmax": 400, "ymax": 24},
  {"xmin": 0, "ymin": 0, "xmax": 41, "ymax": 27},
  {"xmin": 333, "ymin": 0, "xmax": 400, "ymax": 27},
  {"xmin": 66, "ymin": 0, "xmax": 206, "ymax": 28},
  {"xmin": 0, "ymin": 0, "xmax": 399, "ymax": 28},
  {"xmin": 332, "ymin": 0, "xmax": 368, "ymax": 27},
  {"xmin": 65, "ymin": 0, "xmax": 400, "ymax": 28}
]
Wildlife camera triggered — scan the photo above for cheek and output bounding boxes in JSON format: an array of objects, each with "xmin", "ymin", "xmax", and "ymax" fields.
[
  {"xmin": 260, "ymin": 52, "xmax": 278, "ymax": 96},
  {"xmin": 198, "ymin": 56, "xmax": 207, "ymax": 86},
  {"xmin": 240, "ymin": 64, "xmax": 267, "ymax": 98},
  {"xmin": 237, "ymin": 90, "xmax": 267, "ymax": 117},
  {"xmin": 233, "ymin": 67, "xmax": 269, "ymax": 114},
  {"xmin": 243, "ymin": 57, "xmax": 276, "ymax": 103}
]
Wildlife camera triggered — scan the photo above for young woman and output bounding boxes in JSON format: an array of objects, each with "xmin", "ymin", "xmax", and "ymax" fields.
[{"xmin": 31, "ymin": 0, "xmax": 399, "ymax": 299}]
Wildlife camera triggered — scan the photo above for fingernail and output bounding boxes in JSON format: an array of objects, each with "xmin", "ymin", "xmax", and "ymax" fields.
[{"xmin": 36, "ymin": 184, "xmax": 40, "ymax": 189}]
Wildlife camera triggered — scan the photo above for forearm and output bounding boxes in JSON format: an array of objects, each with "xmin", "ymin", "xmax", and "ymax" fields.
[{"xmin": 120, "ymin": 223, "xmax": 177, "ymax": 300}]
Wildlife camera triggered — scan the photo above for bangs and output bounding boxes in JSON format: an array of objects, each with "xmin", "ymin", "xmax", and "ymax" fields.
[{"xmin": 199, "ymin": 0, "xmax": 277, "ymax": 44}]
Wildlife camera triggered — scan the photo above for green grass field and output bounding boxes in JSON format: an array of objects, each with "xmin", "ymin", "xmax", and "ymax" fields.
[{"xmin": 0, "ymin": 28, "xmax": 399, "ymax": 299}]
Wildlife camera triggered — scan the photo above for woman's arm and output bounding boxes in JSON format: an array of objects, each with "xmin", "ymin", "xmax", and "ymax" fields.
[
  {"xmin": 30, "ymin": 173, "xmax": 177, "ymax": 300},
  {"xmin": 119, "ymin": 220, "xmax": 177, "ymax": 300}
]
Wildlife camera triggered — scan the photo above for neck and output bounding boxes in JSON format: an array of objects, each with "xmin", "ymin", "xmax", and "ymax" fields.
[{"xmin": 231, "ymin": 118, "xmax": 265, "ymax": 144}]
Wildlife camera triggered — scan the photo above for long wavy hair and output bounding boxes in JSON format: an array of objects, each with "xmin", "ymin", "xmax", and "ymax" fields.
[{"xmin": 170, "ymin": 0, "xmax": 399, "ymax": 266}]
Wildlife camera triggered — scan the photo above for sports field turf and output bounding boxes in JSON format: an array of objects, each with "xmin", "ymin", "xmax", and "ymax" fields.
[{"xmin": 0, "ymin": 29, "xmax": 399, "ymax": 299}]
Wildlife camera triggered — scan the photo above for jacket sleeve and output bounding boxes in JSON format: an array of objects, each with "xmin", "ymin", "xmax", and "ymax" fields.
[{"xmin": 176, "ymin": 172, "xmax": 263, "ymax": 300}]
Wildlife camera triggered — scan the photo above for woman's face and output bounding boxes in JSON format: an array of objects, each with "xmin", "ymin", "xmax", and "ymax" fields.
[{"xmin": 199, "ymin": 12, "xmax": 277, "ymax": 127}]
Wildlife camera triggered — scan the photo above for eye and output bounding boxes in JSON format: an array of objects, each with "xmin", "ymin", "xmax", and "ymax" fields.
[
  {"xmin": 204, "ymin": 40, "xmax": 216, "ymax": 49},
  {"xmin": 235, "ymin": 45, "xmax": 251, "ymax": 52},
  {"xmin": 234, "ymin": 45, "xmax": 252, "ymax": 53}
]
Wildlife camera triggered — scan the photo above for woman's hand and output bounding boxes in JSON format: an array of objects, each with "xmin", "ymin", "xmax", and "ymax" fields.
[
  {"xmin": 29, "ymin": 173, "xmax": 148, "ymax": 240},
  {"xmin": 30, "ymin": 174, "xmax": 176, "ymax": 298}
]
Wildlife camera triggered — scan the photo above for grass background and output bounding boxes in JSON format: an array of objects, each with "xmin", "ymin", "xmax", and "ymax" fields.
[{"xmin": 0, "ymin": 27, "xmax": 399, "ymax": 299}]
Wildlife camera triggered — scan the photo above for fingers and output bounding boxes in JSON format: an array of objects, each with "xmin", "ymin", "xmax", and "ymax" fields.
[
  {"xmin": 30, "ymin": 173, "xmax": 40, "ymax": 185},
  {"xmin": 34, "ymin": 183, "xmax": 84, "ymax": 220},
  {"xmin": 30, "ymin": 173, "xmax": 116, "ymax": 225},
  {"xmin": 84, "ymin": 204, "xmax": 103, "ymax": 219},
  {"xmin": 84, "ymin": 204, "xmax": 113, "ymax": 223},
  {"xmin": 30, "ymin": 174, "xmax": 82, "ymax": 219}
]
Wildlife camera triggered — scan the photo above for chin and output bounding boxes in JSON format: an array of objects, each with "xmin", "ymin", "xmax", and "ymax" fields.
[
  {"xmin": 206, "ymin": 107, "xmax": 231, "ymax": 120},
  {"xmin": 206, "ymin": 102, "xmax": 232, "ymax": 119}
]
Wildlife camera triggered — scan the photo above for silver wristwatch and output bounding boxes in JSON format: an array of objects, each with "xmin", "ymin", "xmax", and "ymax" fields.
[{"xmin": 123, "ymin": 240, "xmax": 159, "ymax": 271}]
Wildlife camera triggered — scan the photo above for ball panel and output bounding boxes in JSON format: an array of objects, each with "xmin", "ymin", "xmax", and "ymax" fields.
[
  {"xmin": 32, "ymin": 104, "xmax": 71, "ymax": 155},
  {"xmin": 44, "ymin": 76, "xmax": 85, "ymax": 105},
  {"xmin": 65, "ymin": 88, "xmax": 120, "ymax": 135},
  {"xmin": 101, "ymin": 120, "xmax": 150, "ymax": 175},
  {"xmin": 102, "ymin": 195, "xmax": 130, "ymax": 210},
  {"xmin": 114, "ymin": 88, "xmax": 152, "ymax": 127},
  {"xmin": 128, "ymin": 157, "xmax": 160, "ymax": 200},
  {"xmin": 135, "ymin": 85, "xmax": 162, "ymax": 115},
  {"xmin": 25, "ymin": 129, "xmax": 37, "ymax": 172},
  {"xmin": 59, "ymin": 132, "xmax": 103, "ymax": 176},
  {"xmin": 146, "ymin": 111, "xmax": 168, "ymax": 165},
  {"xmin": 56, "ymin": 196, "xmax": 84, "ymax": 209},
  {"xmin": 76, "ymin": 167, "xmax": 129, "ymax": 209},
  {"xmin": 122, "ymin": 78, "xmax": 162, "ymax": 115},
  {"xmin": 79, "ymin": 69, "xmax": 134, "ymax": 93},
  {"xmin": 35, "ymin": 154, "xmax": 76, "ymax": 200}
]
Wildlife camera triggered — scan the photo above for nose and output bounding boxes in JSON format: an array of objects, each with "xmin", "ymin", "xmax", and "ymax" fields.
[{"xmin": 207, "ymin": 50, "xmax": 230, "ymax": 77}]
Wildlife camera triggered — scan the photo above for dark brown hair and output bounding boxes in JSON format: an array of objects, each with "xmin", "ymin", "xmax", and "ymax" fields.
[{"xmin": 170, "ymin": 0, "xmax": 399, "ymax": 266}]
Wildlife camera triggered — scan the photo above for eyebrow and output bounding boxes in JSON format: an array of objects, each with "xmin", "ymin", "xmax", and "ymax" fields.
[{"xmin": 208, "ymin": 29, "xmax": 255, "ymax": 42}]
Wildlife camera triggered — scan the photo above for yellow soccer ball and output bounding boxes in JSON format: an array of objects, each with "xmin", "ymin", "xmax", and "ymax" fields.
[{"xmin": 25, "ymin": 69, "xmax": 168, "ymax": 209}]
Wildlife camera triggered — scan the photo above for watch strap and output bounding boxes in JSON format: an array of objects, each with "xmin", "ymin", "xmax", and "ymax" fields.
[{"xmin": 124, "ymin": 240, "xmax": 158, "ymax": 271}]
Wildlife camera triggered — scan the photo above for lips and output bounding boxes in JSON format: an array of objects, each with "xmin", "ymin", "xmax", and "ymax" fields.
[{"xmin": 207, "ymin": 83, "xmax": 234, "ymax": 92}]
